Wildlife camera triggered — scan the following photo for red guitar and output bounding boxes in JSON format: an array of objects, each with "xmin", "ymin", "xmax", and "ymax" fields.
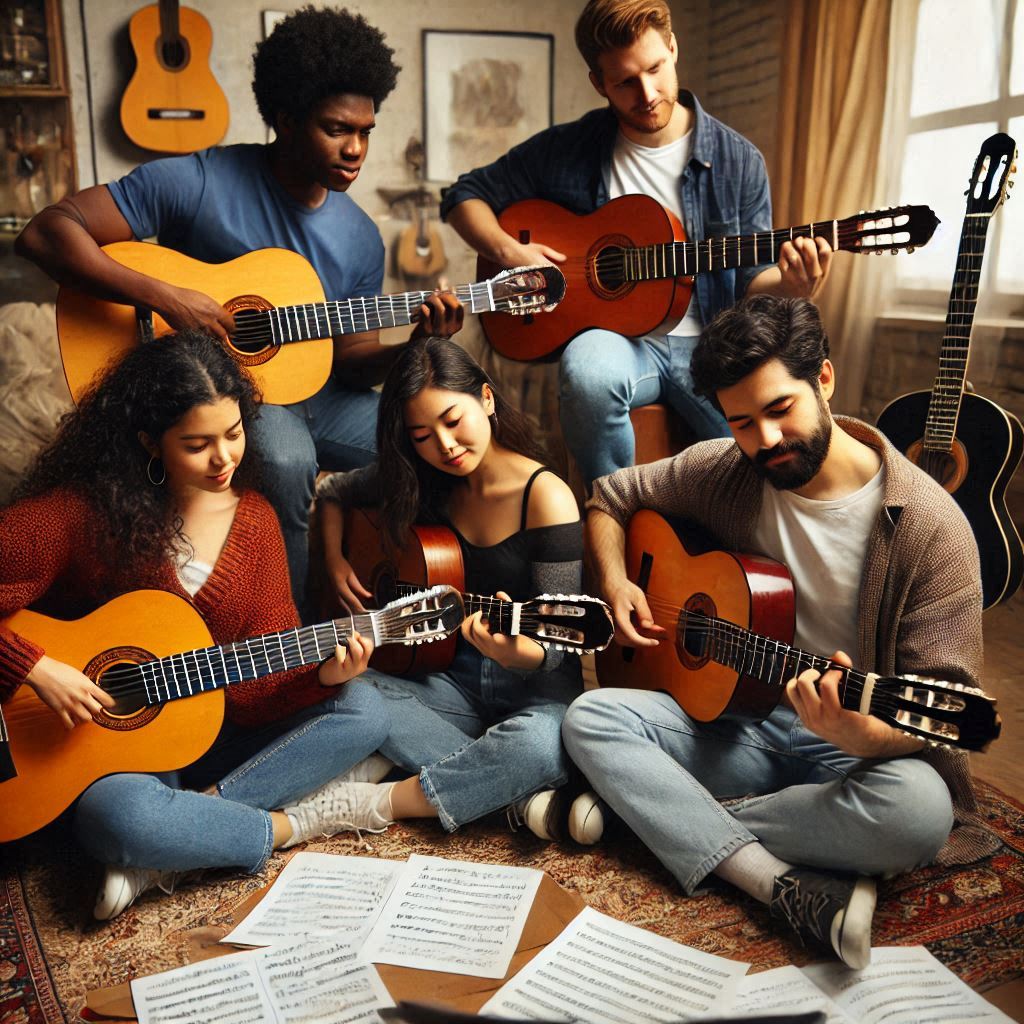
[
  {"xmin": 595, "ymin": 510, "xmax": 1000, "ymax": 752},
  {"xmin": 477, "ymin": 195, "xmax": 939, "ymax": 361}
]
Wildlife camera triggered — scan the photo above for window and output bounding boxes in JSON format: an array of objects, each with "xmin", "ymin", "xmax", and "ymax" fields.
[{"xmin": 892, "ymin": 0, "xmax": 1023, "ymax": 315}]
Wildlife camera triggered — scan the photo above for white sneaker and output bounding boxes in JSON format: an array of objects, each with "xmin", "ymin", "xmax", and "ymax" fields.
[
  {"xmin": 94, "ymin": 865, "xmax": 179, "ymax": 921},
  {"xmin": 285, "ymin": 780, "xmax": 394, "ymax": 846},
  {"xmin": 335, "ymin": 753, "xmax": 393, "ymax": 784},
  {"xmin": 508, "ymin": 790, "xmax": 564, "ymax": 841},
  {"xmin": 568, "ymin": 791, "xmax": 605, "ymax": 845}
]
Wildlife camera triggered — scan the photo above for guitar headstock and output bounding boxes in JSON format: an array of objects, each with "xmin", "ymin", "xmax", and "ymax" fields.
[
  {"xmin": 864, "ymin": 674, "xmax": 1001, "ymax": 752},
  {"xmin": 514, "ymin": 594, "xmax": 614, "ymax": 654},
  {"xmin": 839, "ymin": 205, "xmax": 939, "ymax": 255},
  {"xmin": 487, "ymin": 265, "xmax": 566, "ymax": 316},
  {"xmin": 377, "ymin": 585, "xmax": 465, "ymax": 645},
  {"xmin": 965, "ymin": 132, "xmax": 1017, "ymax": 217}
]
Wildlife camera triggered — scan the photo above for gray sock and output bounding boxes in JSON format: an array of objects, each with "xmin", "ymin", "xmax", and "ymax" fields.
[{"xmin": 714, "ymin": 842, "xmax": 793, "ymax": 904}]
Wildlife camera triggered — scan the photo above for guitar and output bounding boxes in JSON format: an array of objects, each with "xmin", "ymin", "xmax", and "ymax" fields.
[
  {"xmin": 120, "ymin": 1, "xmax": 230, "ymax": 153},
  {"xmin": 877, "ymin": 133, "xmax": 1023, "ymax": 609},
  {"xmin": 56, "ymin": 243, "xmax": 565, "ymax": 406},
  {"xmin": 339, "ymin": 506, "xmax": 614, "ymax": 676},
  {"xmin": 0, "ymin": 585, "xmax": 463, "ymax": 843},
  {"xmin": 476, "ymin": 195, "xmax": 939, "ymax": 361},
  {"xmin": 595, "ymin": 510, "xmax": 1000, "ymax": 752}
]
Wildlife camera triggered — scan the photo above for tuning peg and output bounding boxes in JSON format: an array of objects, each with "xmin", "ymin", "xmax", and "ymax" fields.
[
  {"xmin": 1008, "ymin": 179, "xmax": 1015, "ymax": 188},
  {"xmin": 906, "ymin": 246, "xmax": 915, "ymax": 253},
  {"xmin": 891, "ymin": 247, "xmax": 900, "ymax": 254}
]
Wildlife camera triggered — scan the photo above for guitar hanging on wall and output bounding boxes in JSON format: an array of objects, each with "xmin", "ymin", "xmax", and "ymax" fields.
[
  {"xmin": 877, "ymin": 133, "xmax": 1023, "ymax": 609},
  {"xmin": 120, "ymin": 0, "xmax": 230, "ymax": 153}
]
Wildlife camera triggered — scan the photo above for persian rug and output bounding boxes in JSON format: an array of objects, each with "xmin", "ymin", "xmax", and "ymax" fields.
[{"xmin": 1, "ymin": 779, "xmax": 1021, "ymax": 1023}]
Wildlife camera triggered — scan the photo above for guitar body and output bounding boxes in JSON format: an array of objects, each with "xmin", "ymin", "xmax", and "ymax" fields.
[
  {"xmin": 120, "ymin": 4, "xmax": 229, "ymax": 153},
  {"xmin": 477, "ymin": 195, "xmax": 692, "ymax": 361},
  {"xmin": 0, "ymin": 590, "xmax": 221, "ymax": 843},
  {"xmin": 878, "ymin": 389, "xmax": 1024, "ymax": 608},
  {"xmin": 595, "ymin": 510, "xmax": 794, "ymax": 721},
  {"xmin": 57, "ymin": 243, "xmax": 331, "ymax": 406},
  {"xmin": 342, "ymin": 508, "xmax": 463, "ymax": 675}
]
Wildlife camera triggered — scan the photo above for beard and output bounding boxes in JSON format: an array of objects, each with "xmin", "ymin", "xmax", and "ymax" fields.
[{"xmin": 751, "ymin": 408, "xmax": 833, "ymax": 491}]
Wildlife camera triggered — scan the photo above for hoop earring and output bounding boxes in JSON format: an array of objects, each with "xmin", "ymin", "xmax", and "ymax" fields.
[{"xmin": 146, "ymin": 456, "xmax": 166, "ymax": 486}]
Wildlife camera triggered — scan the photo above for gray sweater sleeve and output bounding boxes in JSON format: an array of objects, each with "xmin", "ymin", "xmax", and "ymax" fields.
[{"xmin": 315, "ymin": 463, "xmax": 382, "ymax": 508}]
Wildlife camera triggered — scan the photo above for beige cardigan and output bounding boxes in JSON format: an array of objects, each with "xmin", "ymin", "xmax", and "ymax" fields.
[{"xmin": 587, "ymin": 417, "xmax": 995, "ymax": 864}]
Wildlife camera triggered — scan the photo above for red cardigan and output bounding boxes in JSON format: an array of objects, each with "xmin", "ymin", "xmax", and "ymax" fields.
[{"xmin": 0, "ymin": 488, "xmax": 330, "ymax": 727}]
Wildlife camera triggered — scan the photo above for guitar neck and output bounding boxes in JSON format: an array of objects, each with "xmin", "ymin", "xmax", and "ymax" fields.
[
  {"xmin": 463, "ymin": 593, "xmax": 520, "ymax": 635},
  {"xmin": 158, "ymin": 0, "xmax": 181, "ymax": 42},
  {"xmin": 923, "ymin": 214, "xmax": 992, "ymax": 452}
]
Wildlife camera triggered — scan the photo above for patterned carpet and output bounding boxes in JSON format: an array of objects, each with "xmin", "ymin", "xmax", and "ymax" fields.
[{"xmin": 1, "ymin": 779, "xmax": 1022, "ymax": 1023}]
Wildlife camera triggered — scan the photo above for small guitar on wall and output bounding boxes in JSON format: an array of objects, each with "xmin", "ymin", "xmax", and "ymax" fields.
[
  {"xmin": 120, "ymin": 1, "xmax": 230, "ymax": 153},
  {"xmin": 595, "ymin": 510, "xmax": 1001, "ymax": 752},
  {"xmin": 477, "ymin": 195, "xmax": 939, "ymax": 361},
  {"xmin": 56, "ymin": 244, "xmax": 566, "ymax": 406},
  {"xmin": 0, "ymin": 585, "xmax": 464, "ymax": 843},
  {"xmin": 877, "ymin": 133, "xmax": 1023, "ymax": 609},
  {"xmin": 339, "ymin": 507, "xmax": 614, "ymax": 676}
]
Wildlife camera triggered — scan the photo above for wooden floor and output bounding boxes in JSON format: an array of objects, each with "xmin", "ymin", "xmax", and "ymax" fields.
[{"xmin": 968, "ymin": 590, "xmax": 1024, "ymax": 1020}]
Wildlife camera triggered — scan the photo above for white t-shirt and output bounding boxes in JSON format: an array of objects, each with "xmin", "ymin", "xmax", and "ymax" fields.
[
  {"xmin": 606, "ymin": 130, "xmax": 703, "ymax": 340},
  {"xmin": 751, "ymin": 466, "xmax": 886, "ymax": 660},
  {"xmin": 177, "ymin": 556, "xmax": 214, "ymax": 597}
]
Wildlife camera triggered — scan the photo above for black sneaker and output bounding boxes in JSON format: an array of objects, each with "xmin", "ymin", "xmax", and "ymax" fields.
[{"xmin": 769, "ymin": 869, "xmax": 876, "ymax": 969}]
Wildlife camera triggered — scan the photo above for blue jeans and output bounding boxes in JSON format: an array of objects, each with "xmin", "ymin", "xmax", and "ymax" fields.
[
  {"xmin": 248, "ymin": 377, "xmax": 379, "ymax": 616},
  {"xmin": 559, "ymin": 330, "xmax": 729, "ymax": 485},
  {"xmin": 363, "ymin": 644, "xmax": 582, "ymax": 831},
  {"xmin": 562, "ymin": 689, "xmax": 954, "ymax": 894},
  {"xmin": 73, "ymin": 681, "xmax": 389, "ymax": 873}
]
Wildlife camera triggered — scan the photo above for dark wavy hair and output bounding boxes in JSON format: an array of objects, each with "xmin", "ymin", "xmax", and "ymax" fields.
[
  {"xmin": 15, "ymin": 330, "xmax": 264, "ymax": 573},
  {"xmin": 252, "ymin": 6, "xmax": 400, "ymax": 126},
  {"xmin": 376, "ymin": 337, "xmax": 547, "ymax": 550},
  {"xmin": 691, "ymin": 295, "xmax": 830, "ymax": 413}
]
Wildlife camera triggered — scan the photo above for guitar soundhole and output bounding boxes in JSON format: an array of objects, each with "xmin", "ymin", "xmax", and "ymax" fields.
[
  {"xmin": 157, "ymin": 35, "xmax": 190, "ymax": 72},
  {"xmin": 587, "ymin": 234, "xmax": 635, "ymax": 298},
  {"xmin": 370, "ymin": 565, "xmax": 399, "ymax": 609},
  {"xmin": 905, "ymin": 439, "xmax": 968, "ymax": 494},
  {"xmin": 225, "ymin": 295, "xmax": 279, "ymax": 364},
  {"xmin": 85, "ymin": 646, "xmax": 161, "ymax": 730},
  {"xmin": 676, "ymin": 593, "xmax": 715, "ymax": 670}
]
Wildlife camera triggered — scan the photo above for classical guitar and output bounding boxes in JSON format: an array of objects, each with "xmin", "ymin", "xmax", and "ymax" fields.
[
  {"xmin": 0, "ymin": 585, "xmax": 463, "ymax": 842},
  {"xmin": 120, "ymin": 1, "xmax": 229, "ymax": 153},
  {"xmin": 56, "ymin": 243, "xmax": 566, "ymax": 406},
  {"xmin": 476, "ymin": 195, "xmax": 939, "ymax": 361},
  {"xmin": 878, "ymin": 134, "xmax": 1023, "ymax": 609},
  {"xmin": 595, "ymin": 510, "xmax": 1000, "ymax": 752},
  {"xmin": 340, "ymin": 506, "xmax": 614, "ymax": 676}
]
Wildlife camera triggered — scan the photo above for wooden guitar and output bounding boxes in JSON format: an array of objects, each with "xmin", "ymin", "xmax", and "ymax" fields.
[
  {"xmin": 56, "ymin": 243, "xmax": 566, "ymax": 406},
  {"xmin": 120, "ymin": 1, "xmax": 229, "ymax": 153},
  {"xmin": 595, "ymin": 510, "xmax": 1000, "ymax": 752},
  {"xmin": 340, "ymin": 507, "xmax": 614, "ymax": 676},
  {"xmin": 0, "ymin": 585, "xmax": 463, "ymax": 843},
  {"xmin": 878, "ymin": 134, "xmax": 1023, "ymax": 609},
  {"xmin": 476, "ymin": 195, "xmax": 939, "ymax": 361}
]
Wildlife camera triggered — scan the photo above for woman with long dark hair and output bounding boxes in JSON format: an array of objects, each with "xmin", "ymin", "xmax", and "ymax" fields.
[
  {"xmin": 0, "ymin": 330, "xmax": 390, "ymax": 920},
  {"xmin": 317, "ymin": 336, "xmax": 583, "ymax": 839}
]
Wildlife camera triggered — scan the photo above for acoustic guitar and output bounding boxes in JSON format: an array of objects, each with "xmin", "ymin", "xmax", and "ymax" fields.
[
  {"xmin": 595, "ymin": 510, "xmax": 1000, "ymax": 752},
  {"xmin": 120, "ymin": 0, "xmax": 229, "ymax": 153},
  {"xmin": 0, "ymin": 585, "xmax": 463, "ymax": 843},
  {"xmin": 476, "ymin": 195, "xmax": 939, "ymax": 361},
  {"xmin": 56, "ymin": 243, "xmax": 566, "ymax": 406},
  {"xmin": 877, "ymin": 133, "xmax": 1023, "ymax": 609},
  {"xmin": 340, "ymin": 507, "xmax": 614, "ymax": 676}
]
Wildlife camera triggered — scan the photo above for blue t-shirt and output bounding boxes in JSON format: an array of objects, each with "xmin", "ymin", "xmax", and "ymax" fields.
[{"xmin": 108, "ymin": 144, "xmax": 384, "ymax": 301}]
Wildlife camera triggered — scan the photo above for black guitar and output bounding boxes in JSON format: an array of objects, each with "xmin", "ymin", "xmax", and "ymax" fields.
[{"xmin": 878, "ymin": 133, "xmax": 1023, "ymax": 608}]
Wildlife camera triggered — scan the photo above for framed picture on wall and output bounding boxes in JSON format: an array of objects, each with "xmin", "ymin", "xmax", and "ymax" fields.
[{"xmin": 422, "ymin": 29, "xmax": 553, "ymax": 183}]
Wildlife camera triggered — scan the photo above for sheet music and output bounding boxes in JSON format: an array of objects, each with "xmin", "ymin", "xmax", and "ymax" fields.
[
  {"xmin": 132, "ymin": 938, "xmax": 393, "ymax": 1024},
  {"xmin": 479, "ymin": 905, "xmax": 749, "ymax": 1021},
  {"xmin": 223, "ymin": 852, "xmax": 403, "ymax": 947},
  {"xmin": 359, "ymin": 854, "xmax": 542, "ymax": 979},
  {"xmin": 732, "ymin": 965, "xmax": 852, "ymax": 1024}
]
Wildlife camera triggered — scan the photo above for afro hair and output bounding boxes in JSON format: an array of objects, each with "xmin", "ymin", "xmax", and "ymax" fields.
[{"xmin": 252, "ymin": 5, "xmax": 400, "ymax": 126}]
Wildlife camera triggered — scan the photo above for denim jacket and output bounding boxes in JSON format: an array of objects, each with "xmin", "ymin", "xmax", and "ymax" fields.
[{"xmin": 440, "ymin": 91, "xmax": 773, "ymax": 327}]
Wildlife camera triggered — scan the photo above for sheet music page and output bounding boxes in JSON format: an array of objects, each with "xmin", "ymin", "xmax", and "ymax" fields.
[
  {"xmin": 132, "ymin": 938, "xmax": 394, "ymax": 1024},
  {"xmin": 731, "ymin": 965, "xmax": 853, "ymax": 1024},
  {"xmin": 359, "ymin": 854, "xmax": 542, "ymax": 979},
  {"xmin": 800, "ymin": 946, "xmax": 1014, "ymax": 1024},
  {"xmin": 479, "ymin": 905, "xmax": 749, "ymax": 1021},
  {"xmin": 222, "ymin": 852, "xmax": 404, "ymax": 947}
]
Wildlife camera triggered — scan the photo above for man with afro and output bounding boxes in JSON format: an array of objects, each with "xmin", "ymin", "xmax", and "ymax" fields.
[{"xmin": 18, "ymin": 6, "xmax": 464, "ymax": 614}]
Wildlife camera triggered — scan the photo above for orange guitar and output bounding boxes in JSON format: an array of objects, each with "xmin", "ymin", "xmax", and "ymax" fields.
[
  {"xmin": 120, "ymin": 0, "xmax": 230, "ymax": 153},
  {"xmin": 476, "ymin": 195, "xmax": 939, "ymax": 361},
  {"xmin": 0, "ymin": 586, "xmax": 463, "ymax": 842},
  {"xmin": 56, "ymin": 243, "xmax": 565, "ymax": 406},
  {"xmin": 595, "ymin": 510, "xmax": 1000, "ymax": 751}
]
